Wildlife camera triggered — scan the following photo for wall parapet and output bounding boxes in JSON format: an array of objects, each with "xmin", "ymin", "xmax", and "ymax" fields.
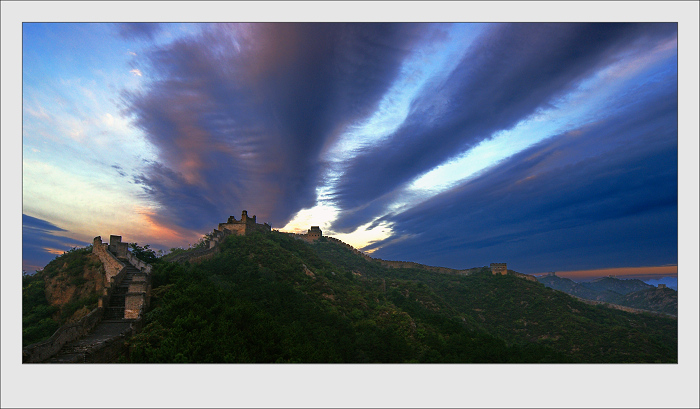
[
  {"xmin": 23, "ymin": 307, "xmax": 104, "ymax": 363},
  {"xmin": 93, "ymin": 236, "xmax": 126, "ymax": 284},
  {"xmin": 126, "ymin": 251, "xmax": 152, "ymax": 274}
]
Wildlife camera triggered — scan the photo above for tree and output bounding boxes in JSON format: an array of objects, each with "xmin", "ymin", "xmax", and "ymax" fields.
[{"xmin": 129, "ymin": 243, "xmax": 159, "ymax": 264}]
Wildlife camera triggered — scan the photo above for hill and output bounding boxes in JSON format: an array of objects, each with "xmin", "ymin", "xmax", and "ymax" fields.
[
  {"xmin": 538, "ymin": 275, "xmax": 606, "ymax": 300},
  {"xmin": 618, "ymin": 287, "xmax": 678, "ymax": 316},
  {"xmin": 22, "ymin": 246, "xmax": 104, "ymax": 346},
  {"xmin": 118, "ymin": 232, "xmax": 676, "ymax": 363},
  {"xmin": 538, "ymin": 274, "xmax": 677, "ymax": 316}
]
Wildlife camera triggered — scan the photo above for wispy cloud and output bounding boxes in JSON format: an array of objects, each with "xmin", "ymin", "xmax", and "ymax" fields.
[
  {"xmin": 22, "ymin": 22, "xmax": 678, "ymax": 276},
  {"xmin": 328, "ymin": 23, "xmax": 678, "ymax": 233},
  {"xmin": 369, "ymin": 73, "xmax": 677, "ymax": 272},
  {"xmin": 22, "ymin": 214, "xmax": 86, "ymax": 273},
  {"xmin": 125, "ymin": 23, "xmax": 439, "ymax": 231}
]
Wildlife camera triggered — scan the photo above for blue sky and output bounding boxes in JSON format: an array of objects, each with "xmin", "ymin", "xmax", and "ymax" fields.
[{"xmin": 20, "ymin": 22, "xmax": 682, "ymax": 276}]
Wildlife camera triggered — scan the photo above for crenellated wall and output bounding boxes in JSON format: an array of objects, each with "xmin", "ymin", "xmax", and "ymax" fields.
[
  {"xmin": 217, "ymin": 210, "xmax": 272, "ymax": 238},
  {"xmin": 126, "ymin": 251, "xmax": 152, "ymax": 274},
  {"xmin": 109, "ymin": 235, "xmax": 129, "ymax": 258},
  {"xmin": 374, "ymin": 258, "xmax": 470, "ymax": 275},
  {"xmin": 93, "ymin": 235, "xmax": 152, "ymax": 319},
  {"xmin": 93, "ymin": 236, "xmax": 126, "ymax": 284},
  {"xmin": 490, "ymin": 263, "xmax": 507, "ymax": 275}
]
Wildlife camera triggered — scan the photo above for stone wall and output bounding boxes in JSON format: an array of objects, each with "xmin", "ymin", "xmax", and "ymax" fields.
[
  {"xmin": 126, "ymin": 252, "xmax": 152, "ymax": 274},
  {"xmin": 491, "ymin": 263, "xmax": 507, "ymax": 275},
  {"xmin": 23, "ymin": 307, "xmax": 104, "ymax": 363},
  {"xmin": 108, "ymin": 235, "xmax": 129, "ymax": 258},
  {"xmin": 165, "ymin": 246, "xmax": 220, "ymax": 264},
  {"xmin": 513, "ymin": 271, "xmax": 538, "ymax": 282},
  {"xmin": 128, "ymin": 280, "xmax": 148, "ymax": 293},
  {"xmin": 375, "ymin": 259, "xmax": 469, "ymax": 276},
  {"xmin": 324, "ymin": 237, "xmax": 374, "ymax": 261},
  {"xmin": 93, "ymin": 235, "xmax": 152, "ymax": 319},
  {"xmin": 571, "ymin": 295, "xmax": 677, "ymax": 319},
  {"xmin": 93, "ymin": 236, "xmax": 126, "ymax": 284},
  {"xmin": 218, "ymin": 222, "xmax": 247, "ymax": 236},
  {"xmin": 124, "ymin": 293, "xmax": 146, "ymax": 319},
  {"xmin": 217, "ymin": 210, "xmax": 272, "ymax": 238}
]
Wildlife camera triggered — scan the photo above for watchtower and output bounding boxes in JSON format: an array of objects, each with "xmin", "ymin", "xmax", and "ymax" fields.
[
  {"xmin": 307, "ymin": 226, "xmax": 322, "ymax": 240},
  {"xmin": 241, "ymin": 210, "xmax": 257, "ymax": 224},
  {"xmin": 490, "ymin": 263, "xmax": 507, "ymax": 275}
]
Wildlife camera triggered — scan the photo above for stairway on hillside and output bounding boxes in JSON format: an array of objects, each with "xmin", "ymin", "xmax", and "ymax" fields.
[
  {"xmin": 44, "ymin": 258, "xmax": 141, "ymax": 363},
  {"xmin": 103, "ymin": 260, "xmax": 140, "ymax": 320}
]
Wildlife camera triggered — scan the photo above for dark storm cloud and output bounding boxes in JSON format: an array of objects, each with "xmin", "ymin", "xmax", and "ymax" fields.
[
  {"xmin": 22, "ymin": 214, "xmax": 88, "ymax": 273},
  {"xmin": 124, "ymin": 23, "xmax": 435, "ymax": 231},
  {"xmin": 369, "ymin": 77, "xmax": 678, "ymax": 273},
  {"xmin": 331, "ymin": 23, "xmax": 677, "ymax": 232},
  {"xmin": 117, "ymin": 23, "xmax": 162, "ymax": 40}
]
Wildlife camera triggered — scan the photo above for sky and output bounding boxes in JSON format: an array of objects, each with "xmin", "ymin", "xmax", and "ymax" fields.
[{"xmin": 21, "ymin": 22, "xmax": 681, "ymax": 278}]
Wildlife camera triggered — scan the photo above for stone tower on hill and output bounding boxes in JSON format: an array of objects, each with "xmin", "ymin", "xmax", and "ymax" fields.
[
  {"xmin": 216, "ymin": 210, "xmax": 271, "ymax": 237},
  {"xmin": 307, "ymin": 226, "xmax": 322, "ymax": 240},
  {"xmin": 490, "ymin": 263, "xmax": 507, "ymax": 275}
]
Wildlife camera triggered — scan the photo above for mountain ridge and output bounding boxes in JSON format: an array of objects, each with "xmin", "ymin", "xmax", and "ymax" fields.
[{"xmin": 538, "ymin": 274, "xmax": 677, "ymax": 316}]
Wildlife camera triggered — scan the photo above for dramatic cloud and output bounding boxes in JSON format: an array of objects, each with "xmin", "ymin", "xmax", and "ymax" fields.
[
  {"xmin": 329, "ymin": 23, "xmax": 678, "ymax": 232},
  {"xmin": 125, "ymin": 23, "xmax": 437, "ymax": 231},
  {"xmin": 22, "ymin": 214, "xmax": 88, "ymax": 273},
  {"xmin": 368, "ymin": 72, "xmax": 677, "ymax": 273},
  {"xmin": 22, "ymin": 22, "xmax": 679, "ymax": 277}
]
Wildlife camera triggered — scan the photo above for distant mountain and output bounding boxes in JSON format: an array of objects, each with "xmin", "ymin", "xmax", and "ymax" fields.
[
  {"xmin": 538, "ymin": 275, "xmax": 603, "ymax": 300},
  {"xmin": 538, "ymin": 274, "xmax": 676, "ymax": 316},
  {"xmin": 581, "ymin": 276, "xmax": 653, "ymax": 295}
]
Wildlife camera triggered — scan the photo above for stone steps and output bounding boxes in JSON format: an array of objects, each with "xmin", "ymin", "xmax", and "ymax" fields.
[
  {"xmin": 44, "ymin": 321, "xmax": 134, "ymax": 363},
  {"xmin": 42, "ymin": 253, "xmax": 147, "ymax": 363}
]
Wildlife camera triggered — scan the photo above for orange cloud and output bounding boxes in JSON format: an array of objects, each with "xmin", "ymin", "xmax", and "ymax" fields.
[
  {"xmin": 549, "ymin": 265, "xmax": 677, "ymax": 280},
  {"xmin": 131, "ymin": 207, "xmax": 202, "ymax": 248},
  {"xmin": 44, "ymin": 247, "xmax": 66, "ymax": 255}
]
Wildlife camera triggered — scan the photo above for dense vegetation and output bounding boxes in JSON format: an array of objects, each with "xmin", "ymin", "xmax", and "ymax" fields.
[
  {"xmin": 22, "ymin": 272, "xmax": 59, "ymax": 347},
  {"xmin": 122, "ymin": 232, "xmax": 677, "ymax": 363},
  {"xmin": 22, "ymin": 246, "xmax": 101, "ymax": 346}
]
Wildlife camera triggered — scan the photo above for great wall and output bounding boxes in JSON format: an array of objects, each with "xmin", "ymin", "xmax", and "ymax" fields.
[
  {"xmin": 23, "ymin": 235, "xmax": 152, "ymax": 363},
  {"xmin": 23, "ymin": 210, "xmax": 524, "ymax": 363},
  {"xmin": 168, "ymin": 211, "xmax": 525, "ymax": 281}
]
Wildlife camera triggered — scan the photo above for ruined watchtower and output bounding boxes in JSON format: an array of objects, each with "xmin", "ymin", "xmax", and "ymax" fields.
[{"xmin": 490, "ymin": 263, "xmax": 507, "ymax": 275}]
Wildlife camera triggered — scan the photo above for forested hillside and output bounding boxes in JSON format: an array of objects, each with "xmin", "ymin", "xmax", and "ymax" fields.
[{"xmin": 120, "ymin": 232, "xmax": 677, "ymax": 363}]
